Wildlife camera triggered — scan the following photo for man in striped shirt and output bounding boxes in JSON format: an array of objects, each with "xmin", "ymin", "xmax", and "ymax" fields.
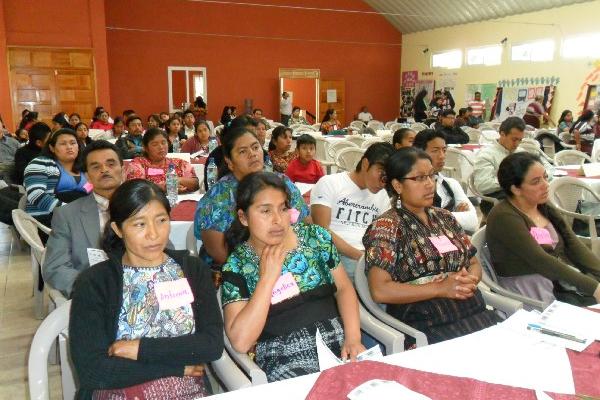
[{"xmin": 468, "ymin": 91, "xmax": 486, "ymax": 125}]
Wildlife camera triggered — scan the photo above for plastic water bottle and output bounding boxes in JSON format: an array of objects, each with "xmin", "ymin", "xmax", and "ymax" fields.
[
  {"xmin": 206, "ymin": 157, "xmax": 218, "ymax": 190},
  {"xmin": 166, "ymin": 164, "xmax": 178, "ymax": 207},
  {"xmin": 208, "ymin": 131, "xmax": 218, "ymax": 154},
  {"xmin": 172, "ymin": 136, "xmax": 180, "ymax": 153},
  {"xmin": 264, "ymin": 155, "xmax": 273, "ymax": 173}
]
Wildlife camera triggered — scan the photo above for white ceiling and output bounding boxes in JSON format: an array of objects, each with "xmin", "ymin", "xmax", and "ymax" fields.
[{"xmin": 363, "ymin": 0, "xmax": 596, "ymax": 33}]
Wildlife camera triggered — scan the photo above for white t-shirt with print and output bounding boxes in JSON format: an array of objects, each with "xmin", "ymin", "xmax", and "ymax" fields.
[{"xmin": 310, "ymin": 172, "xmax": 390, "ymax": 250}]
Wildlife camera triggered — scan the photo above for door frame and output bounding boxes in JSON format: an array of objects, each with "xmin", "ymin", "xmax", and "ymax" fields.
[
  {"xmin": 167, "ymin": 66, "xmax": 207, "ymax": 113},
  {"xmin": 279, "ymin": 68, "xmax": 320, "ymax": 121}
]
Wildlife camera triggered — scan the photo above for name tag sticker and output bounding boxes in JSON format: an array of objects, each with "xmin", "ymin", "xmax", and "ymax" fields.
[
  {"xmin": 83, "ymin": 181, "xmax": 94, "ymax": 193},
  {"xmin": 147, "ymin": 168, "xmax": 165, "ymax": 176},
  {"xmin": 271, "ymin": 272, "xmax": 300, "ymax": 305},
  {"xmin": 429, "ymin": 235, "xmax": 458, "ymax": 254},
  {"xmin": 530, "ymin": 227, "xmax": 553, "ymax": 245},
  {"xmin": 154, "ymin": 278, "xmax": 194, "ymax": 311},
  {"xmin": 288, "ymin": 208, "xmax": 300, "ymax": 223},
  {"xmin": 87, "ymin": 248, "xmax": 108, "ymax": 266}
]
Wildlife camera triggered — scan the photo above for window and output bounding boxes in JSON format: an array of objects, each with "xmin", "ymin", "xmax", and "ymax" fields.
[
  {"xmin": 467, "ymin": 45, "xmax": 502, "ymax": 66},
  {"xmin": 167, "ymin": 66, "xmax": 207, "ymax": 112},
  {"xmin": 511, "ymin": 40, "xmax": 554, "ymax": 62},
  {"xmin": 432, "ymin": 50, "xmax": 462, "ymax": 69},
  {"xmin": 562, "ymin": 33, "xmax": 600, "ymax": 59}
]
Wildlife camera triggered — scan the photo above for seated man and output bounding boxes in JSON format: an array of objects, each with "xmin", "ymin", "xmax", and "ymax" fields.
[
  {"xmin": 42, "ymin": 140, "xmax": 123, "ymax": 297},
  {"xmin": 413, "ymin": 129, "xmax": 478, "ymax": 233},
  {"xmin": 473, "ymin": 116, "xmax": 525, "ymax": 215},
  {"xmin": 0, "ymin": 126, "xmax": 20, "ymax": 183},
  {"xmin": 115, "ymin": 115, "xmax": 144, "ymax": 159},
  {"xmin": 311, "ymin": 142, "xmax": 393, "ymax": 281},
  {"xmin": 181, "ymin": 109, "xmax": 196, "ymax": 138},
  {"xmin": 433, "ymin": 109, "xmax": 469, "ymax": 144}
]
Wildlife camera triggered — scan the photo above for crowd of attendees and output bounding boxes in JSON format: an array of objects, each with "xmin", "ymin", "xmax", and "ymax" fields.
[{"xmin": 1, "ymin": 94, "xmax": 600, "ymax": 398}]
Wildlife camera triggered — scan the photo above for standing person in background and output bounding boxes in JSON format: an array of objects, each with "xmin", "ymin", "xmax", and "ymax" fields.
[
  {"xmin": 357, "ymin": 106, "xmax": 373, "ymax": 124},
  {"xmin": 220, "ymin": 106, "xmax": 234, "ymax": 127},
  {"xmin": 413, "ymin": 89, "xmax": 428, "ymax": 123},
  {"xmin": 468, "ymin": 91, "xmax": 486, "ymax": 125},
  {"xmin": 280, "ymin": 92, "xmax": 292, "ymax": 126}
]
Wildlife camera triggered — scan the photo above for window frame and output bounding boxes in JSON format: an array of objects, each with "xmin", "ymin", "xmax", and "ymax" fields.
[
  {"xmin": 510, "ymin": 39, "xmax": 555, "ymax": 63},
  {"xmin": 466, "ymin": 44, "xmax": 503, "ymax": 66},
  {"xmin": 431, "ymin": 49, "xmax": 463, "ymax": 69}
]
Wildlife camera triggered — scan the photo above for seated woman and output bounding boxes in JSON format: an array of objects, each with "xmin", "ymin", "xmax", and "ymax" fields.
[
  {"xmin": 268, "ymin": 126, "xmax": 296, "ymax": 173},
  {"xmin": 222, "ymin": 172, "xmax": 364, "ymax": 382},
  {"xmin": 320, "ymin": 109, "xmax": 342, "ymax": 134},
  {"xmin": 125, "ymin": 128, "xmax": 199, "ymax": 193},
  {"xmin": 147, "ymin": 114, "xmax": 162, "ymax": 130},
  {"xmin": 69, "ymin": 179, "xmax": 223, "ymax": 399},
  {"xmin": 256, "ymin": 119, "xmax": 268, "ymax": 149},
  {"xmin": 165, "ymin": 117, "xmax": 187, "ymax": 151},
  {"xmin": 181, "ymin": 121, "xmax": 210, "ymax": 154},
  {"xmin": 195, "ymin": 127, "xmax": 309, "ymax": 269},
  {"xmin": 487, "ymin": 152, "xmax": 600, "ymax": 305},
  {"xmin": 24, "ymin": 128, "xmax": 90, "ymax": 229},
  {"xmin": 90, "ymin": 109, "xmax": 114, "ymax": 131},
  {"xmin": 74, "ymin": 122, "xmax": 93, "ymax": 148},
  {"xmin": 363, "ymin": 147, "xmax": 500, "ymax": 345},
  {"xmin": 111, "ymin": 117, "xmax": 126, "ymax": 139},
  {"xmin": 392, "ymin": 128, "xmax": 416, "ymax": 149},
  {"xmin": 288, "ymin": 106, "xmax": 310, "ymax": 126}
]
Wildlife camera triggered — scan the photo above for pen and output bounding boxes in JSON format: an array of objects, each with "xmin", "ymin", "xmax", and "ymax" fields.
[{"xmin": 527, "ymin": 323, "xmax": 587, "ymax": 344}]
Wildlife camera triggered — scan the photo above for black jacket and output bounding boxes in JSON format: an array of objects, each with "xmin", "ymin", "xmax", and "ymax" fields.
[
  {"xmin": 69, "ymin": 249, "xmax": 224, "ymax": 399},
  {"xmin": 12, "ymin": 145, "xmax": 41, "ymax": 184},
  {"xmin": 434, "ymin": 123, "xmax": 470, "ymax": 145}
]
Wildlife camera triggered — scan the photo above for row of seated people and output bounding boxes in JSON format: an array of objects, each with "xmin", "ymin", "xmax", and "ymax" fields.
[{"xmin": 42, "ymin": 126, "xmax": 600, "ymax": 396}]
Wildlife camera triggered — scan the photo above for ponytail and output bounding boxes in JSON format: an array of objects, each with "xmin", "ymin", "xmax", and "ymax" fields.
[{"xmin": 225, "ymin": 218, "xmax": 250, "ymax": 252}]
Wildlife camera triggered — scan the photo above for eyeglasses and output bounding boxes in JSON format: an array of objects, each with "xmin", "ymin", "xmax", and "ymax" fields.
[{"xmin": 401, "ymin": 173, "xmax": 437, "ymax": 183}]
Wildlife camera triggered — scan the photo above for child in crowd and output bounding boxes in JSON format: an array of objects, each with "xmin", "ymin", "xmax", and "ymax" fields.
[{"xmin": 285, "ymin": 134, "xmax": 324, "ymax": 184}]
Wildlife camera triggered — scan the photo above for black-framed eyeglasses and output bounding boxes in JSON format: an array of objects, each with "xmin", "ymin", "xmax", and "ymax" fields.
[{"xmin": 400, "ymin": 173, "xmax": 437, "ymax": 183}]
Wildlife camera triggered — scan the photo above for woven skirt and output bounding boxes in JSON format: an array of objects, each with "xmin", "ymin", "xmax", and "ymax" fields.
[{"xmin": 255, "ymin": 316, "xmax": 345, "ymax": 383}]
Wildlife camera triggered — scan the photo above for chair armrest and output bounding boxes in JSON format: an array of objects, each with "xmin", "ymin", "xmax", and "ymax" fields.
[
  {"xmin": 210, "ymin": 351, "xmax": 252, "ymax": 391},
  {"xmin": 480, "ymin": 276, "xmax": 547, "ymax": 311},
  {"xmin": 358, "ymin": 303, "xmax": 404, "ymax": 354},
  {"xmin": 223, "ymin": 335, "xmax": 268, "ymax": 386},
  {"xmin": 47, "ymin": 287, "xmax": 68, "ymax": 307},
  {"xmin": 480, "ymin": 287, "xmax": 523, "ymax": 315},
  {"xmin": 362, "ymin": 303, "xmax": 428, "ymax": 347}
]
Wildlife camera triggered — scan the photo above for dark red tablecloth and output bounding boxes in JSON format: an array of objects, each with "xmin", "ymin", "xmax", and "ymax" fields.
[
  {"xmin": 562, "ymin": 168, "xmax": 600, "ymax": 179},
  {"xmin": 170, "ymin": 201, "xmax": 197, "ymax": 221},
  {"xmin": 306, "ymin": 341, "xmax": 600, "ymax": 400}
]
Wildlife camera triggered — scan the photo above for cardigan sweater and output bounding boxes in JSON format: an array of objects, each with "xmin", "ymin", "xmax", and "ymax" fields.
[
  {"xmin": 487, "ymin": 200, "xmax": 600, "ymax": 295},
  {"xmin": 23, "ymin": 156, "xmax": 62, "ymax": 215},
  {"xmin": 69, "ymin": 249, "xmax": 224, "ymax": 400}
]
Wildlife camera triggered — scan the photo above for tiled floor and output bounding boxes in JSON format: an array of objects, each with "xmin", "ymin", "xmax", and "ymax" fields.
[{"xmin": 0, "ymin": 223, "xmax": 63, "ymax": 399}]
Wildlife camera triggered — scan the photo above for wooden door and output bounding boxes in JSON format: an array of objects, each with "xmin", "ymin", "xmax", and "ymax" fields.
[
  {"xmin": 8, "ymin": 48, "xmax": 96, "ymax": 128},
  {"xmin": 319, "ymin": 79, "xmax": 345, "ymax": 126}
]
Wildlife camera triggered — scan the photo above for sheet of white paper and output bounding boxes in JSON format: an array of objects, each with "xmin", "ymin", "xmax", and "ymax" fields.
[
  {"xmin": 539, "ymin": 300, "xmax": 600, "ymax": 341},
  {"xmin": 356, "ymin": 344, "xmax": 384, "ymax": 362},
  {"xmin": 590, "ymin": 303, "xmax": 600, "ymax": 310},
  {"xmin": 294, "ymin": 182, "xmax": 314, "ymax": 195},
  {"xmin": 177, "ymin": 192, "xmax": 203, "ymax": 202},
  {"xmin": 348, "ymin": 379, "xmax": 431, "ymax": 400},
  {"xmin": 384, "ymin": 315, "xmax": 575, "ymax": 394},
  {"xmin": 535, "ymin": 390, "xmax": 554, "ymax": 400},
  {"xmin": 87, "ymin": 248, "xmax": 108, "ymax": 266},
  {"xmin": 316, "ymin": 328, "xmax": 342, "ymax": 371}
]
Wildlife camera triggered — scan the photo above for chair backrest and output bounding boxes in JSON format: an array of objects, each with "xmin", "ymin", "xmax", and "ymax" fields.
[
  {"xmin": 470, "ymin": 227, "xmax": 499, "ymax": 283},
  {"xmin": 360, "ymin": 137, "xmax": 384, "ymax": 149},
  {"xmin": 384, "ymin": 121, "xmax": 396, "ymax": 129},
  {"xmin": 554, "ymin": 149, "xmax": 592, "ymax": 166},
  {"xmin": 549, "ymin": 176, "xmax": 600, "ymax": 215},
  {"xmin": 294, "ymin": 125, "xmax": 317, "ymax": 133},
  {"xmin": 517, "ymin": 138, "xmax": 541, "ymax": 155},
  {"xmin": 12, "ymin": 209, "xmax": 48, "ymax": 263},
  {"xmin": 479, "ymin": 123, "xmax": 497, "ymax": 131},
  {"xmin": 410, "ymin": 123, "xmax": 428, "ymax": 132},
  {"xmin": 327, "ymin": 140, "xmax": 358, "ymax": 160},
  {"xmin": 186, "ymin": 224, "xmax": 199, "ymax": 256},
  {"xmin": 367, "ymin": 120, "xmax": 385, "ymax": 131},
  {"xmin": 313, "ymin": 136, "xmax": 331, "ymax": 165},
  {"xmin": 389, "ymin": 122, "xmax": 403, "ymax": 133},
  {"xmin": 479, "ymin": 130, "xmax": 499, "ymax": 144},
  {"xmin": 312, "ymin": 123, "xmax": 321, "ymax": 130},
  {"xmin": 466, "ymin": 129, "xmax": 481, "ymax": 144},
  {"xmin": 379, "ymin": 132, "xmax": 394, "ymax": 144},
  {"xmin": 349, "ymin": 120, "xmax": 365, "ymax": 130},
  {"xmin": 345, "ymin": 135, "xmax": 366, "ymax": 146},
  {"xmin": 335, "ymin": 148, "xmax": 365, "ymax": 171},
  {"xmin": 541, "ymin": 137, "xmax": 556, "ymax": 158},
  {"xmin": 444, "ymin": 147, "xmax": 473, "ymax": 186},
  {"xmin": 29, "ymin": 301, "xmax": 75, "ymax": 400}
]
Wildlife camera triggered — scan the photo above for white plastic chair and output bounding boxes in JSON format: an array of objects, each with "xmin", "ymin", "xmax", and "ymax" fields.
[
  {"xmin": 327, "ymin": 140, "xmax": 358, "ymax": 161},
  {"xmin": 479, "ymin": 130, "xmax": 500, "ymax": 145},
  {"xmin": 349, "ymin": 120, "xmax": 365, "ymax": 130},
  {"xmin": 360, "ymin": 137, "xmax": 384, "ymax": 149},
  {"xmin": 518, "ymin": 138, "xmax": 555, "ymax": 165},
  {"xmin": 335, "ymin": 148, "xmax": 365, "ymax": 172},
  {"xmin": 12, "ymin": 209, "xmax": 51, "ymax": 319},
  {"xmin": 471, "ymin": 227, "xmax": 547, "ymax": 311},
  {"xmin": 344, "ymin": 135, "xmax": 366, "ymax": 147},
  {"xmin": 367, "ymin": 120, "xmax": 385, "ymax": 131},
  {"xmin": 313, "ymin": 136, "xmax": 336, "ymax": 174},
  {"xmin": 479, "ymin": 123, "xmax": 497, "ymax": 131},
  {"xmin": 29, "ymin": 301, "xmax": 76, "ymax": 400},
  {"xmin": 389, "ymin": 123, "xmax": 403, "ymax": 133},
  {"xmin": 554, "ymin": 150, "xmax": 592, "ymax": 166},
  {"xmin": 468, "ymin": 173, "xmax": 500, "ymax": 208},
  {"xmin": 384, "ymin": 121, "xmax": 396, "ymax": 129},
  {"xmin": 354, "ymin": 256, "xmax": 522, "ymax": 347},
  {"xmin": 549, "ymin": 177, "xmax": 600, "ymax": 257},
  {"xmin": 442, "ymin": 148, "xmax": 474, "ymax": 191},
  {"xmin": 410, "ymin": 123, "xmax": 428, "ymax": 132},
  {"xmin": 312, "ymin": 123, "xmax": 321, "ymax": 131},
  {"xmin": 464, "ymin": 128, "xmax": 481, "ymax": 144}
]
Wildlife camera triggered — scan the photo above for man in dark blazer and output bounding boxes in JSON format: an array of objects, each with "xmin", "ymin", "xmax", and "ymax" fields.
[{"xmin": 43, "ymin": 140, "xmax": 123, "ymax": 297}]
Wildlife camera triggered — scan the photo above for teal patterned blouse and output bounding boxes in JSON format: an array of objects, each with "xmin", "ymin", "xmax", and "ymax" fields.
[
  {"xmin": 194, "ymin": 172, "xmax": 310, "ymax": 266},
  {"xmin": 221, "ymin": 223, "xmax": 340, "ymax": 306},
  {"xmin": 116, "ymin": 257, "xmax": 195, "ymax": 340}
]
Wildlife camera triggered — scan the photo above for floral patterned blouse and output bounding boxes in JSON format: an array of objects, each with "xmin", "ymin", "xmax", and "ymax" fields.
[
  {"xmin": 221, "ymin": 223, "xmax": 340, "ymax": 306},
  {"xmin": 116, "ymin": 257, "xmax": 195, "ymax": 340},
  {"xmin": 125, "ymin": 157, "xmax": 197, "ymax": 187},
  {"xmin": 320, "ymin": 119, "xmax": 342, "ymax": 134},
  {"xmin": 194, "ymin": 173, "xmax": 310, "ymax": 266},
  {"xmin": 269, "ymin": 150, "xmax": 297, "ymax": 173}
]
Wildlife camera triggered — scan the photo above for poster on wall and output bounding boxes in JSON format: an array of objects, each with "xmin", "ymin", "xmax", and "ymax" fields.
[
  {"xmin": 436, "ymin": 72, "xmax": 458, "ymax": 92},
  {"xmin": 326, "ymin": 89, "xmax": 337, "ymax": 103},
  {"xmin": 495, "ymin": 86, "xmax": 555, "ymax": 121},
  {"xmin": 402, "ymin": 71, "xmax": 419, "ymax": 88}
]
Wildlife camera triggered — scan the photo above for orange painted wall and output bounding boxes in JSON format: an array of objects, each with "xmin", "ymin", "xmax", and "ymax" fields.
[
  {"xmin": 105, "ymin": 0, "xmax": 402, "ymax": 124},
  {"xmin": 0, "ymin": 4, "xmax": 12, "ymax": 130},
  {"xmin": 282, "ymin": 78, "xmax": 317, "ymax": 121},
  {"xmin": 1, "ymin": 0, "xmax": 110, "ymax": 130}
]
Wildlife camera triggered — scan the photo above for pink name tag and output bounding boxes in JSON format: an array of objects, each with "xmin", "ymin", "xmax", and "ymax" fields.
[
  {"xmin": 271, "ymin": 272, "xmax": 300, "ymax": 305},
  {"xmin": 429, "ymin": 235, "xmax": 459, "ymax": 254},
  {"xmin": 83, "ymin": 181, "xmax": 94, "ymax": 193},
  {"xmin": 154, "ymin": 278, "xmax": 194, "ymax": 311},
  {"xmin": 147, "ymin": 168, "xmax": 165, "ymax": 176},
  {"xmin": 288, "ymin": 208, "xmax": 300, "ymax": 223},
  {"xmin": 530, "ymin": 227, "xmax": 553, "ymax": 245}
]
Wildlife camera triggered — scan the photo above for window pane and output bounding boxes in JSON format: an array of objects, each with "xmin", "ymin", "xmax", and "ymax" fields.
[
  {"xmin": 563, "ymin": 33, "xmax": 600, "ymax": 59},
  {"xmin": 467, "ymin": 45, "xmax": 502, "ymax": 66},
  {"xmin": 511, "ymin": 40, "xmax": 554, "ymax": 62},
  {"xmin": 432, "ymin": 50, "xmax": 462, "ymax": 69}
]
